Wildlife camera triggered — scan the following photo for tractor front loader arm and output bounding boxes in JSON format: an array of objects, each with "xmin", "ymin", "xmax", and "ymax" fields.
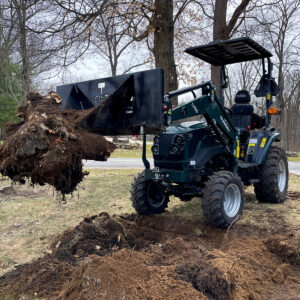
[{"xmin": 165, "ymin": 81, "xmax": 239, "ymax": 155}]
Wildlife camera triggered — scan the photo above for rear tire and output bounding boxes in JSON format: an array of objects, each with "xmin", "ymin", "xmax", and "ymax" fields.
[
  {"xmin": 130, "ymin": 171, "xmax": 169, "ymax": 215},
  {"xmin": 202, "ymin": 171, "xmax": 244, "ymax": 229},
  {"xmin": 254, "ymin": 146, "xmax": 288, "ymax": 203}
]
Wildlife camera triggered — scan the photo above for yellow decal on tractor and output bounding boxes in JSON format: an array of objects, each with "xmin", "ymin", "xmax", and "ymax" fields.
[
  {"xmin": 260, "ymin": 137, "xmax": 267, "ymax": 147},
  {"xmin": 236, "ymin": 140, "xmax": 240, "ymax": 158}
]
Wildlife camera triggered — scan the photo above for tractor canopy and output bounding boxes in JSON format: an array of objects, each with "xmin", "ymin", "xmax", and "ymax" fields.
[{"xmin": 185, "ymin": 37, "xmax": 272, "ymax": 66}]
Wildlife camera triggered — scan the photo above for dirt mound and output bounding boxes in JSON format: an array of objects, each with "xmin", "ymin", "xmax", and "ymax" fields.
[
  {"xmin": 265, "ymin": 236, "xmax": 300, "ymax": 265},
  {"xmin": 288, "ymin": 191, "xmax": 300, "ymax": 201},
  {"xmin": 176, "ymin": 250, "xmax": 234, "ymax": 299},
  {"xmin": 58, "ymin": 251, "xmax": 205, "ymax": 300},
  {"xmin": 52, "ymin": 212, "xmax": 129, "ymax": 263},
  {"xmin": 0, "ymin": 257, "xmax": 72, "ymax": 298},
  {"xmin": 0, "ymin": 92, "xmax": 115, "ymax": 194},
  {"xmin": 1, "ymin": 213, "xmax": 300, "ymax": 300}
]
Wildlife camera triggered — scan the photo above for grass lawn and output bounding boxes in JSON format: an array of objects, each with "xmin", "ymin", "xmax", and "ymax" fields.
[
  {"xmin": 110, "ymin": 144, "xmax": 153, "ymax": 158},
  {"xmin": 288, "ymin": 153, "xmax": 300, "ymax": 162},
  {"xmin": 0, "ymin": 170, "xmax": 299, "ymax": 277},
  {"xmin": 111, "ymin": 146, "xmax": 300, "ymax": 161}
]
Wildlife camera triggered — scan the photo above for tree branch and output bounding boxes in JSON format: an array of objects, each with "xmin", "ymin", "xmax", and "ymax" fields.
[{"xmin": 226, "ymin": 0, "xmax": 251, "ymax": 36}]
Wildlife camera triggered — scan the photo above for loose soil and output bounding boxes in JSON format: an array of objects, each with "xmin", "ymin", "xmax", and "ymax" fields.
[
  {"xmin": 0, "ymin": 92, "xmax": 116, "ymax": 195},
  {"xmin": 1, "ymin": 212, "xmax": 299, "ymax": 300}
]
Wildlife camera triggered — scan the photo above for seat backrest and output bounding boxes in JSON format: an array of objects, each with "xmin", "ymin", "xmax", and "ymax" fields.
[{"xmin": 231, "ymin": 90, "xmax": 253, "ymax": 135}]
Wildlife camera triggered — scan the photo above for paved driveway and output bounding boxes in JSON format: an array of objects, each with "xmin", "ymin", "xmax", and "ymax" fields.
[
  {"xmin": 83, "ymin": 158, "xmax": 152, "ymax": 169},
  {"xmin": 288, "ymin": 161, "xmax": 300, "ymax": 176}
]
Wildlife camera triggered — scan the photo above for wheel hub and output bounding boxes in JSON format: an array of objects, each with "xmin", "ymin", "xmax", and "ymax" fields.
[
  {"xmin": 147, "ymin": 182, "xmax": 166, "ymax": 208},
  {"xmin": 278, "ymin": 159, "xmax": 287, "ymax": 192},
  {"xmin": 223, "ymin": 183, "xmax": 241, "ymax": 218}
]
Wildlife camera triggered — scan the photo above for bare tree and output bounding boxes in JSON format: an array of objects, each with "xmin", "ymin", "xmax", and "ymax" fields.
[
  {"xmin": 90, "ymin": 6, "xmax": 152, "ymax": 76},
  {"xmin": 212, "ymin": 0, "xmax": 251, "ymax": 92},
  {"xmin": 0, "ymin": 0, "xmax": 65, "ymax": 99},
  {"xmin": 283, "ymin": 72, "xmax": 300, "ymax": 150},
  {"xmin": 0, "ymin": 3, "xmax": 21, "ymax": 103},
  {"xmin": 196, "ymin": 1, "xmax": 282, "ymax": 94},
  {"xmin": 251, "ymin": 0, "xmax": 300, "ymax": 149},
  {"xmin": 11, "ymin": 0, "xmax": 33, "ymax": 95},
  {"xmin": 27, "ymin": 1, "xmax": 198, "ymax": 105},
  {"xmin": 124, "ymin": 0, "xmax": 196, "ymax": 104},
  {"xmin": 27, "ymin": 0, "xmax": 112, "ymax": 70}
]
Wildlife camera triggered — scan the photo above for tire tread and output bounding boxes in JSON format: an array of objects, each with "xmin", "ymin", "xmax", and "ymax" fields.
[
  {"xmin": 202, "ymin": 171, "xmax": 244, "ymax": 229},
  {"xmin": 254, "ymin": 146, "xmax": 288, "ymax": 203},
  {"xmin": 130, "ymin": 171, "xmax": 168, "ymax": 215}
]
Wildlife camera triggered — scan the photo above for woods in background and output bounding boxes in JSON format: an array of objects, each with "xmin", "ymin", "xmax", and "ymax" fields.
[{"xmin": 0, "ymin": 0, "xmax": 299, "ymax": 150}]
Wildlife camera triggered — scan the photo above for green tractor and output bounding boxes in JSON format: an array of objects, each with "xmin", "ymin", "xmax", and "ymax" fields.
[{"xmin": 130, "ymin": 37, "xmax": 288, "ymax": 228}]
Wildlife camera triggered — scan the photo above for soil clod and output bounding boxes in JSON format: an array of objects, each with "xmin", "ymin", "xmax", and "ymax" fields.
[{"xmin": 265, "ymin": 237, "xmax": 300, "ymax": 265}]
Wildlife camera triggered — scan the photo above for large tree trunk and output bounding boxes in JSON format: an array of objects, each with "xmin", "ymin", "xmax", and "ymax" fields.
[
  {"xmin": 211, "ymin": 0, "xmax": 251, "ymax": 97},
  {"xmin": 13, "ymin": 0, "xmax": 31, "ymax": 99},
  {"xmin": 153, "ymin": 0, "xmax": 178, "ymax": 105},
  {"xmin": 211, "ymin": 0, "xmax": 228, "ymax": 96}
]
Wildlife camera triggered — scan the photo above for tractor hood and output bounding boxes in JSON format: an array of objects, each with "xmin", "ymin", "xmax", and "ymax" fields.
[{"xmin": 163, "ymin": 120, "xmax": 208, "ymax": 134}]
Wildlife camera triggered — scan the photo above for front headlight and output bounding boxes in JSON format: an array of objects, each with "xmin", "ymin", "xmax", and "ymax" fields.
[
  {"xmin": 170, "ymin": 134, "xmax": 185, "ymax": 155},
  {"xmin": 170, "ymin": 144, "xmax": 180, "ymax": 155},
  {"xmin": 151, "ymin": 145, "xmax": 159, "ymax": 154},
  {"xmin": 173, "ymin": 135, "xmax": 184, "ymax": 144},
  {"xmin": 153, "ymin": 135, "xmax": 160, "ymax": 144}
]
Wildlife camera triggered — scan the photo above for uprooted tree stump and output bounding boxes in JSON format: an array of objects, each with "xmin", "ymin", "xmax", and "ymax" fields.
[{"xmin": 0, "ymin": 92, "xmax": 116, "ymax": 195}]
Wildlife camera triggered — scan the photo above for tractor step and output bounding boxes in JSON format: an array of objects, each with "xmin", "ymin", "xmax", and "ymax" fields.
[{"xmin": 238, "ymin": 162, "xmax": 259, "ymax": 168}]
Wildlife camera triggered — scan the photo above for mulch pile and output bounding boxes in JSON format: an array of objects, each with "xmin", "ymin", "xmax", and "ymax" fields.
[
  {"xmin": 0, "ymin": 92, "xmax": 116, "ymax": 195},
  {"xmin": 1, "ymin": 213, "xmax": 299, "ymax": 300}
]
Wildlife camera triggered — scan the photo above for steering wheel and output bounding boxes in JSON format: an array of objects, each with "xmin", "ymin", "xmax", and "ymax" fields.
[{"xmin": 224, "ymin": 107, "xmax": 233, "ymax": 118}]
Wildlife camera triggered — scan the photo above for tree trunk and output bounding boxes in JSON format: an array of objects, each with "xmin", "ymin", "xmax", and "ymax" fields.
[
  {"xmin": 153, "ymin": 0, "xmax": 178, "ymax": 105},
  {"xmin": 14, "ymin": 0, "xmax": 31, "ymax": 99},
  {"xmin": 276, "ymin": 52, "xmax": 285, "ymax": 145},
  {"xmin": 211, "ymin": 0, "xmax": 228, "ymax": 96},
  {"xmin": 111, "ymin": 59, "xmax": 117, "ymax": 76}
]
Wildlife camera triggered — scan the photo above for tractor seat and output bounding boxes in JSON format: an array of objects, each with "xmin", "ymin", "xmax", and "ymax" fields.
[{"xmin": 231, "ymin": 90, "xmax": 254, "ymax": 137}]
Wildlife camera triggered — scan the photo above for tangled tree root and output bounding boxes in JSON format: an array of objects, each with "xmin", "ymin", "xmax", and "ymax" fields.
[{"xmin": 0, "ymin": 92, "xmax": 116, "ymax": 194}]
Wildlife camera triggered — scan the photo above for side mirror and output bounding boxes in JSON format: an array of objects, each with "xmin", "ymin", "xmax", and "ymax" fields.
[{"xmin": 254, "ymin": 75, "xmax": 280, "ymax": 97}]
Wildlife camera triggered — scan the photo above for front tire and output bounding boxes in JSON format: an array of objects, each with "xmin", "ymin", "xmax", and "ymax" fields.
[
  {"xmin": 202, "ymin": 171, "xmax": 244, "ymax": 229},
  {"xmin": 130, "ymin": 171, "xmax": 169, "ymax": 215},
  {"xmin": 254, "ymin": 146, "xmax": 288, "ymax": 203}
]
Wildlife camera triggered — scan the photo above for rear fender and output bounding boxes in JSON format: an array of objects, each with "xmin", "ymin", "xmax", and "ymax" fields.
[{"xmin": 258, "ymin": 132, "xmax": 280, "ymax": 164}]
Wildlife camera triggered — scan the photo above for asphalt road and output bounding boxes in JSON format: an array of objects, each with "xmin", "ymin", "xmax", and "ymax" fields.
[
  {"xmin": 84, "ymin": 159, "xmax": 300, "ymax": 175},
  {"xmin": 83, "ymin": 158, "xmax": 153, "ymax": 169},
  {"xmin": 289, "ymin": 161, "xmax": 300, "ymax": 176}
]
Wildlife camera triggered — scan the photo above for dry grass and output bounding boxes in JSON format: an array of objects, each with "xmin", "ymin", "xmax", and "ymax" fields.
[
  {"xmin": 0, "ymin": 169, "xmax": 138, "ymax": 276},
  {"xmin": 288, "ymin": 153, "xmax": 300, "ymax": 162},
  {"xmin": 110, "ymin": 146, "xmax": 300, "ymax": 161},
  {"xmin": 110, "ymin": 144, "xmax": 152, "ymax": 158},
  {"xmin": 0, "ymin": 170, "xmax": 299, "ymax": 277}
]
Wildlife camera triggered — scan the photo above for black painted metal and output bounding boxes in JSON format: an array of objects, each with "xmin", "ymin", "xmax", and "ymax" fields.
[
  {"xmin": 185, "ymin": 37, "xmax": 272, "ymax": 66},
  {"xmin": 219, "ymin": 65, "xmax": 228, "ymax": 106},
  {"xmin": 142, "ymin": 131, "xmax": 150, "ymax": 169},
  {"xmin": 56, "ymin": 69, "xmax": 164, "ymax": 135}
]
